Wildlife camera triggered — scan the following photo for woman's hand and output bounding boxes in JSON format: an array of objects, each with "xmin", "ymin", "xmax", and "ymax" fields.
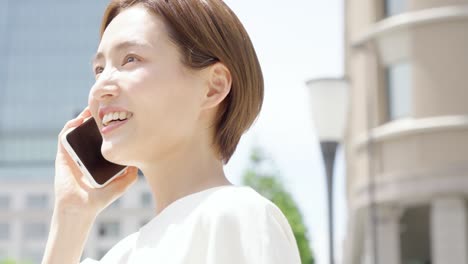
[{"xmin": 53, "ymin": 107, "xmax": 138, "ymax": 217}]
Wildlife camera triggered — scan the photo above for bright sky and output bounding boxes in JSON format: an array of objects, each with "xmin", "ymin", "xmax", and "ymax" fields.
[{"xmin": 221, "ymin": 1, "xmax": 345, "ymax": 264}]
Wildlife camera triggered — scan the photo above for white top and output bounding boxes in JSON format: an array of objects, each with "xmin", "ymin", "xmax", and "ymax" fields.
[{"xmin": 80, "ymin": 185, "xmax": 301, "ymax": 264}]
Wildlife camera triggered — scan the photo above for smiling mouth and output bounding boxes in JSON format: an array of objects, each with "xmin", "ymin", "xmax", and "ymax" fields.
[{"xmin": 102, "ymin": 111, "xmax": 133, "ymax": 127}]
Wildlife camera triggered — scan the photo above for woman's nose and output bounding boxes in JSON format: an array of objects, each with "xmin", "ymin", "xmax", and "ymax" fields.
[{"xmin": 90, "ymin": 68, "xmax": 120, "ymax": 101}]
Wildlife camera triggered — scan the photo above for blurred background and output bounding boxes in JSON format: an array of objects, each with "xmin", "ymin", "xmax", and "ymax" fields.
[{"xmin": 1, "ymin": 0, "xmax": 467, "ymax": 264}]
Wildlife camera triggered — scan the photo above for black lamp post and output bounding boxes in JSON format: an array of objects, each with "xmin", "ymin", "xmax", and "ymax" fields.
[{"xmin": 307, "ymin": 78, "xmax": 348, "ymax": 264}]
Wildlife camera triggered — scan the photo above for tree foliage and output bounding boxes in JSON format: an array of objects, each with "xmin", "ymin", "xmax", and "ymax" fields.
[
  {"xmin": 0, "ymin": 260, "xmax": 15, "ymax": 264},
  {"xmin": 0, "ymin": 258, "xmax": 33, "ymax": 264},
  {"xmin": 242, "ymin": 147, "xmax": 314, "ymax": 264}
]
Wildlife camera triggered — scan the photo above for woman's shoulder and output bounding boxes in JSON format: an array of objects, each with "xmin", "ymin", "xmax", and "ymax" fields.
[
  {"xmin": 206, "ymin": 185, "xmax": 272, "ymax": 207},
  {"xmin": 196, "ymin": 185, "xmax": 301, "ymax": 262},
  {"xmin": 94, "ymin": 231, "xmax": 139, "ymax": 262},
  {"xmin": 200, "ymin": 185, "xmax": 286, "ymax": 223}
]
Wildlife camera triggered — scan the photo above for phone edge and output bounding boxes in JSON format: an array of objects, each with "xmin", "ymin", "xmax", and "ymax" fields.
[{"xmin": 61, "ymin": 126, "xmax": 105, "ymax": 188}]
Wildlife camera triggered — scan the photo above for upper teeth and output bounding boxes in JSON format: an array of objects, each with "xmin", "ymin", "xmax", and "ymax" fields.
[{"xmin": 102, "ymin": 111, "xmax": 132, "ymax": 126}]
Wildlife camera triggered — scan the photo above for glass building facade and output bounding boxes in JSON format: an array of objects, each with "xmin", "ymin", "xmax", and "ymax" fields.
[
  {"xmin": 0, "ymin": 1, "xmax": 108, "ymax": 180},
  {"xmin": 0, "ymin": 2, "xmax": 156, "ymax": 263}
]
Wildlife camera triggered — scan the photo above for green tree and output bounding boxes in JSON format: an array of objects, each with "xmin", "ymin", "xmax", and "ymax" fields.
[
  {"xmin": 0, "ymin": 258, "xmax": 33, "ymax": 264},
  {"xmin": 0, "ymin": 259, "xmax": 16, "ymax": 264},
  {"xmin": 242, "ymin": 147, "xmax": 314, "ymax": 264}
]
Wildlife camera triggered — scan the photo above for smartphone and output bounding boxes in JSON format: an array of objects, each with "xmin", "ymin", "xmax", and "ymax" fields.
[{"xmin": 61, "ymin": 117, "xmax": 127, "ymax": 188}]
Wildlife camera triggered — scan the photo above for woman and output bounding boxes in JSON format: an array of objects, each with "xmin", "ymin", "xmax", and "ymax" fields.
[{"xmin": 42, "ymin": 0, "xmax": 301, "ymax": 263}]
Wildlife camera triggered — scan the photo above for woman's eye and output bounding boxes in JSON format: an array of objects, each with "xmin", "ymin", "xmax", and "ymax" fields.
[
  {"xmin": 94, "ymin": 66, "xmax": 104, "ymax": 75},
  {"xmin": 124, "ymin": 55, "xmax": 137, "ymax": 64}
]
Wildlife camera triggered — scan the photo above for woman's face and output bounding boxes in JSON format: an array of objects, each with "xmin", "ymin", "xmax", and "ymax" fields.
[{"xmin": 89, "ymin": 5, "xmax": 206, "ymax": 166}]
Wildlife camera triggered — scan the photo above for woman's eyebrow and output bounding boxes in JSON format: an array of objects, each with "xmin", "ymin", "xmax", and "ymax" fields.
[{"xmin": 91, "ymin": 40, "xmax": 152, "ymax": 65}]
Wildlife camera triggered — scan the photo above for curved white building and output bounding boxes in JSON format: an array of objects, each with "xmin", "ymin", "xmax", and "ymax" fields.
[{"xmin": 343, "ymin": 1, "xmax": 468, "ymax": 264}]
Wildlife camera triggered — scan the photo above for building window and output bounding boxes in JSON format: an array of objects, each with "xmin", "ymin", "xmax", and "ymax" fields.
[
  {"xmin": 0, "ymin": 136, "xmax": 57, "ymax": 167},
  {"xmin": 386, "ymin": 62, "xmax": 412, "ymax": 120},
  {"xmin": 26, "ymin": 193, "xmax": 49, "ymax": 209},
  {"xmin": 384, "ymin": 0, "xmax": 407, "ymax": 17},
  {"xmin": 23, "ymin": 222, "xmax": 48, "ymax": 240},
  {"xmin": 0, "ymin": 223, "xmax": 10, "ymax": 240},
  {"xmin": 400, "ymin": 205, "xmax": 431, "ymax": 264},
  {"xmin": 0, "ymin": 195, "xmax": 10, "ymax": 209},
  {"xmin": 98, "ymin": 221, "xmax": 120, "ymax": 238},
  {"xmin": 141, "ymin": 192, "xmax": 153, "ymax": 207}
]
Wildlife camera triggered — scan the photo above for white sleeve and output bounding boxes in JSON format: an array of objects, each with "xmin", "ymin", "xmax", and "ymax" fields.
[
  {"xmin": 260, "ymin": 203, "xmax": 302, "ymax": 264},
  {"xmin": 79, "ymin": 232, "xmax": 137, "ymax": 264},
  {"xmin": 80, "ymin": 258, "xmax": 99, "ymax": 264},
  {"xmin": 205, "ymin": 202, "xmax": 301, "ymax": 264}
]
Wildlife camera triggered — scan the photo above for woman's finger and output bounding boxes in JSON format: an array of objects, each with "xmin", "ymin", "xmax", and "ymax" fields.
[
  {"xmin": 77, "ymin": 107, "xmax": 92, "ymax": 119},
  {"xmin": 58, "ymin": 107, "xmax": 92, "ymax": 137}
]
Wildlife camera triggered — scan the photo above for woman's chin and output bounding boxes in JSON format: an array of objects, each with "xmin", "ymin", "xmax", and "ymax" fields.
[{"xmin": 101, "ymin": 141, "xmax": 128, "ymax": 165}]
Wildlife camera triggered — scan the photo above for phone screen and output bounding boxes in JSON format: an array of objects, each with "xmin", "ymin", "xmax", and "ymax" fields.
[{"xmin": 65, "ymin": 117, "xmax": 126, "ymax": 185}]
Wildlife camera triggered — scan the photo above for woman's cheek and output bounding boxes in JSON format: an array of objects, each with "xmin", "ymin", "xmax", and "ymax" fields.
[{"xmin": 125, "ymin": 72, "xmax": 149, "ymax": 91}]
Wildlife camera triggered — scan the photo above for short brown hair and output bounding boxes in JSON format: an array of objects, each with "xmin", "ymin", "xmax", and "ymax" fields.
[{"xmin": 99, "ymin": 0, "xmax": 263, "ymax": 164}]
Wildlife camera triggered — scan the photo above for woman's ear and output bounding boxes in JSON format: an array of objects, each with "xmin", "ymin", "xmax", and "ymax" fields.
[{"xmin": 200, "ymin": 62, "xmax": 232, "ymax": 110}]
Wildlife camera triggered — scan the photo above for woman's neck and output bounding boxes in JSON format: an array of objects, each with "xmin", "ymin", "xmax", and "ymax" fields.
[{"xmin": 138, "ymin": 140, "xmax": 232, "ymax": 215}]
